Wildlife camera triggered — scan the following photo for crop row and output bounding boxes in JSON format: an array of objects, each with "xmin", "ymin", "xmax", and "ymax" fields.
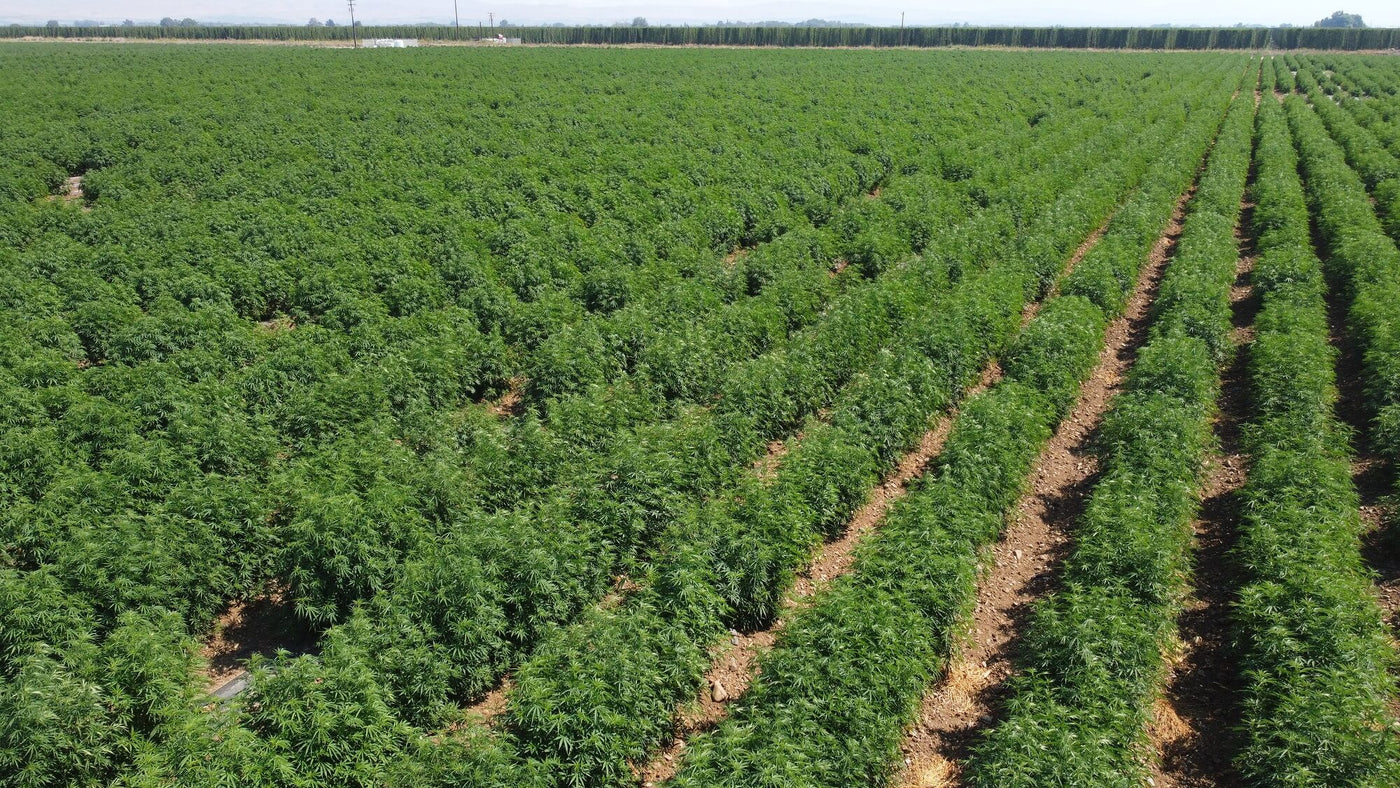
[
  {"xmin": 1293, "ymin": 70, "xmax": 1400, "ymax": 243},
  {"xmin": 666, "ymin": 66, "xmax": 1242, "ymax": 788},
  {"xmin": 491, "ymin": 64, "xmax": 1255, "ymax": 788},
  {"xmin": 969, "ymin": 73, "xmax": 1253, "ymax": 785},
  {"xmin": 502, "ymin": 127, "xmax": 1174, "ymax": 788},
  {"xmin": 185, "ymin": 56, "xmax": 1175, "ymax": 647},
  {"xmin": 1337, "ymin": 84, "xmax": 1400, "ymax": 164},
  {"xmin": 297, "ymin": 78, "xmax": 1179, "ymax": 725},
  {"xmin": 249, "ymin": 58, "xmax": 1237, "ymax": 783},
  {"xmin": 1224, "ymin": 77, "xmax": 1400, "ymax": 787},
  {"xmin": 0, "ymin": 54, "xmax": 1134, "ymax": 617},
  {"xmin": 0, "ymin": 52, "xmax": 1253, "ymax": 787},
  {"xmin": 0, "ymin": 45, "xmax": 1033, "ymax": 603},
  {"xmin": 0, "ymin": 53, "xmax": 1238, "ymax": 648},
  {"xmin": 344, "ymin": 58, "xmax": 1220, "ymax": 767},
  {"xmin": 1305, "ymin": 55, "xmax": 1400, "ymax": 167},
  {"xmin": 1285, "ymin": 92, "xmax": 1400, "ymax": 485},
  {"xmin": 288, "ymin": 57, "xmax": 1240, "ymax": 735}
]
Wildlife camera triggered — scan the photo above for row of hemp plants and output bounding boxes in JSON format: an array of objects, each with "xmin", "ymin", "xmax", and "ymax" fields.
[
  {"xmin": 665, "ymin": 69, "xmax": 1238, "ymax": 788},
  {"xmin": 968, "ymin": 76, "xmax": 1253, "ymax": 787}
]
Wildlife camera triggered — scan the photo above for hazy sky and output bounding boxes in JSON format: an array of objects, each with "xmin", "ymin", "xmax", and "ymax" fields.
[{"xmin": 6, "ymin": 0, "xmax": 1399, "ymax": 28}]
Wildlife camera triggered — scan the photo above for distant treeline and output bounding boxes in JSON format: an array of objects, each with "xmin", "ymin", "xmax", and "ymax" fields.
[{"xmin": 4, "ymin": 24, "xmax": 1400, "ymax": 50}]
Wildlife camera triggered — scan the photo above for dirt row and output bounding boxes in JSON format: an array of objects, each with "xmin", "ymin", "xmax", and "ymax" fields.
[
  {"xmin": 897, "ymin": 174, "xmax": 1203, "ymax": 788},
  {"xmin": 639, "ymin": 210, "xmax": 1120, "ymax": 785}
]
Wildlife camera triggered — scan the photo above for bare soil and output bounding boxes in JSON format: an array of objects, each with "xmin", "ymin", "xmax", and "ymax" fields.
[
  {"xmin": 751, "ymin": 438, "xmax": 793, "ymax": 481},
  {"xmin": 459, "ymin": 679, "xmax": 513, "ymax": 728},
  {"xmin": 896, "ymin": 181, "xmax": 1199, "ymax": 788},
  {"xmin": 486, "ymin": 376, "xmax": 525, "ymax": 418},
  {"xmin": 45, "ymin": 175, "xmax": 90, "ymax": 210},
  {"xmin": 1147, "ymin": 195, "xmax": 1259, "ymax": 787},
  {"xmin": 256, "ymin": 314, "xmax": 297, "ymax": 332},
  {"xmin": 199, "ymin": 592, "xmax": 316, "ymax": 692},
  {"xmin": 1362, "ymin": 498, "xmax": 1400, "ymax": 634}
]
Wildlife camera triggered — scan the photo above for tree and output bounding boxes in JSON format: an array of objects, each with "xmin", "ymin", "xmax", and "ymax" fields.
[
  {"xmin": 308, "ymin": 17, "xmax": 323, "ymax": 26},
  {"xmin": 45, "ymin": 20, "xmax": 60, "ymax": 28},
  {"xmin": 1314, "ymin": 10, "xmax": 1366, "ymax": 28},
  {"xmin": 159, "ymin": 17, "xmax": 175, "ymax": 26},
  {"xmin": 122, "ymin": 19, "xmax": 135, "ymax": 26},
  {"xmin": 632, "ymin": 17, "xmax": 648, "ymax": 27},
  {"xmin": 179, "ymin": 18, "xmax": 198, "ymax": 27},
  {"xmin": 325, "ymin": 19, "xmax": 336, "ymax": 27}
]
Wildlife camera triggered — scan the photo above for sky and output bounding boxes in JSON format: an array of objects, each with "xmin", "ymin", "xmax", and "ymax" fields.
[{"xmin": 5, "ymin": 0, "xmax": 1398, "ymax": 29}]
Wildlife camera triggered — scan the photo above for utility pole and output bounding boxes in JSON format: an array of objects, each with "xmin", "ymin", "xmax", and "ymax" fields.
[
  {"xmin": 899, "ymin": 12, "xmax": 905, "ymax": 47},
  {"xmin": 453, "ymin": 0, "xmax": 460, "ymax": 39},
  {"xmin": 489, "ymin": 11, "xmax": 494, "ymax": 32},
  {"xmin": 347, "ymin": 0, "xmax": 358, "ymax": 48}
]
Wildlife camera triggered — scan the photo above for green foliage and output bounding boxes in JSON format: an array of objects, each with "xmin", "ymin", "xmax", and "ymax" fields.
[
  {"xmin": 242, "ymin": 620, "xmax": 419, "ymax": 786},
  {"xmin": 1314, "ymin": 11, "xmax": 1366, "ymax": 29},
  {"xmin": 674, "ymin": 82, "xmax": 1237, "ymax": 786},
  {"xmin": 6, "ymin": 24, "xmax": 1400, "ymax": 51},
  {"xmin": 1219, "ymin": 69, "xmax": 1400, "ymax": 787},
  {"xmin": 0, "ymin": 645, "xmax": 120, "ymax": 787},
  {"xmin": 970, "ymin": 84, "xmax": 1252, "ymax": 785},
  {"xmin": 0, "ymin": 46, "xmax": 1275, "ymax": 785}
]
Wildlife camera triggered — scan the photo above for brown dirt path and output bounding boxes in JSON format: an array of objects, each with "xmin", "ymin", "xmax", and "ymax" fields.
[
  {"xmin": 1362, "ymin": 491, "xmax": 1400, "ymax": 637},
  {"xmin": 639, "ymin": 210, "xmax": 1121, "ymax": 786},
  {"xmin": 458, "ymin": 679, "xmax": 513, "ymax": 728},
  {"xmin": 895, "ymin": 181, "xmax": 1200, "ymax": 788},
  {"xmin": 1146, "ymin": 191, "xmax": 1259, "ymax": 788}
]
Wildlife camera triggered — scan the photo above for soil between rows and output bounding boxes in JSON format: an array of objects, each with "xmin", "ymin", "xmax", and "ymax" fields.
[
  {"xmin": 897, "ymin": 177, "xmax": 1199, "ymax": 788},
  {"xmin": 639, "ymin": 364, "xmax": 997, "ymax": 785},
  {"xmin": 640, "ymin": 209, "xmax": 1121, "ymax": 785},
  {"xmin": 199, "ymin": 592, "xmax": 316, "ymax": 692}
]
